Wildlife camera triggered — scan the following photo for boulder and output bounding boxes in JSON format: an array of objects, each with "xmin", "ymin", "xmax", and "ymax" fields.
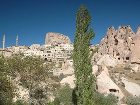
[
  {"xmin": 92, "ymin": 65, "xmax": 98, "ymax": 75},
  {"xmin": 130, "ymin": 64, "xmax": 140, "ymax": 72},
  {"xmin": 97, "ymin": 67, "xmax": 124, "ymax": 100},
  {"xmin": 97, "ymin": 54, "xmax": 117, "ymax": 67},
  {"xmin": 122, "ymin": 77, "xmax": 140, "ymax": 96},
  {"xmin": 60, "ymin": 75, "xmax": 75, "ymax": 88}
]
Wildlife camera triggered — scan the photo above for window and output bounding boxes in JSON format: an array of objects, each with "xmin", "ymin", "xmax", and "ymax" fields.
[
  {"xmin": 109, "ymin": 89, "xmax": 119, "ymax": 92},
  {"xmin": 47, "ymin": 51, "xmax": 51, "ymax": 53},
  {"xmin": 131, "ymin": 43, "xmax": 135, "ymax": 46},
  {"xmin": 126, "ymin": 57, "xmax": 129, "ymax": 60},
  {"xmin": 115, "ymin": 39, "xmax": 118, "ymax": 45},
  {"xmin": 116, "ymin": 53, "xmax": 120, "ymax": 56}
]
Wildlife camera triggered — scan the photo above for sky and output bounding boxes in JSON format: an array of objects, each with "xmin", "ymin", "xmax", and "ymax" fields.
[{"xmin": 0, "ymin": 0, "xmax": 140, "ymax": 48}]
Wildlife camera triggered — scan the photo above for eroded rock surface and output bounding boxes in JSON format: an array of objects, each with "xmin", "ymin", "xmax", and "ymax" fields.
[{"xmin": 96, "ymin": 26, "xmax": 140, "ymax": 66}]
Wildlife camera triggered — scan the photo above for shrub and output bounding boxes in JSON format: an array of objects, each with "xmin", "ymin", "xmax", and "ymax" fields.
[
  {"xmin": 55, "ymin": 85, "xmax": 73, "ymax": 105},
  {"xmin": 0, "ymin": 76, "xmax": 14, "ymax": 105},
  {"xmin": 93, "ymin": 93, "xmax": 118, "ymax": 105},
  {"xmin": 13, "ymin": 100, "xmax": 28, "ymax": 105},
  {"xmin": 126, "ymin": 96, "xmax": 140, "ymax": 105}
]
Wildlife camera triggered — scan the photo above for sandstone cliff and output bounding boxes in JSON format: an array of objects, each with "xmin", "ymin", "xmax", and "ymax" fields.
[
  {"xmin": 45, "ymin": 32, "xmax": 71, "ymax": 45},
  {"xmin": 95, "ymin": 26, "xmax": 140, "ymax": 66}
]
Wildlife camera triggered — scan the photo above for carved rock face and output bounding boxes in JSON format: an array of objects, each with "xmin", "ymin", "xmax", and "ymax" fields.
[
  {"xmin": 131, "ymin": 27, "xmax": 140, "ymax": 63},
  {"xmin": 97, "ymin": 26, "xmax": 140, "ymax": 65}
]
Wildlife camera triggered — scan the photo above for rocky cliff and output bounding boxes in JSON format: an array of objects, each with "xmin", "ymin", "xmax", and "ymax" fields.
[
  {"xmin": 45, "ymin": 32, "xmax": 71, "ymax": 45},
  {"xmin": 95, "ymin": 26, "xmax": 140, "ymax": 66}
]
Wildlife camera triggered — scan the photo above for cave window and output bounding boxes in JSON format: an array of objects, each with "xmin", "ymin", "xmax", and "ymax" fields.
[
  {"xmin": 118, "ymin": 58, "xmax": 120, "ymax": 60},
  {"xmin": 131, "ymin": 43, "xmax": 135, "ymax": 46},
  {"xmin": 115, "ymin": 39, "xmax": 118, "ymax": 45},
  {"xmin": 116, "ymin": 53, "xmax": 120, "ymax": 56},
  {"xmin": 106, "ymin": 42, "xmax": 108, "ymax": 44},
  {"xmin": 126, "ymin": 57, "xmax": 129, "ymax": 60},
  {"xmin": 107, "ymin": 36, "xmax": 108, "ymax": 39},
  {"xmin": 109, "ymin": 89, "xmax": 119, "ymax": 92},
  {"xmin": 114, "ymin": 35, "xmax": 116, "ymax": 39}
]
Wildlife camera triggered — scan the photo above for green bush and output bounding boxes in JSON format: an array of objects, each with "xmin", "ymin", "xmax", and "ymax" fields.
[
  {"xmin": 48, "ymin": 98, "xmax": 60, "ymax": 105},
  {"xmin": 55, "ymin": 85, "xmax": 73, "ymax": 105},
  {"xmin": 13, "ymin": 100, "xmax": 28, "ymax": 105},
  {"xmin": 0, "ymin": 54, "xmax": 56, "ymax": 105},
  {"xmin": 93, "ymin": 93, "xmax": 118, "ymax": 105},
  {"xmin": 0, "ymin": 76, "xmax": 14, "ymax": 105},
  {"xmin": 126, "ymin": 96, "xmax": 140, "ymax": 105}
]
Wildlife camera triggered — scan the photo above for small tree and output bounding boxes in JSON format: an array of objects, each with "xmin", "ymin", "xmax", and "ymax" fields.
[{"xmin": 73, "ymin": 6, "xmax": 96, "ymax": 105}]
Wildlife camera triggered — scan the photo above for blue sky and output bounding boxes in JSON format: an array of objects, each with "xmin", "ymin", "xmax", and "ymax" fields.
[{"xmin": 0, "ymin": 0, "xmax": 140, "ymax": 48}]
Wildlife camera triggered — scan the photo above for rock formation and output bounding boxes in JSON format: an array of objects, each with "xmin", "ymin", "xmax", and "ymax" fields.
[
  {"xmin": 45, "ymin": 32, "xmax": 71, "ymax": 45},
  {"xmin": 97, "ymin": 26, "xmax": 140, "ymax": 65}
]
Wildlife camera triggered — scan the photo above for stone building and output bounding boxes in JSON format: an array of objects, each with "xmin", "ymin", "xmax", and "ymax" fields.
[
  {"xmin": 1, "ymin": 32, "xmax": 73, "ymax": 63},
  {"xmin": 42, "ymin": 44, "xmax": 73, "ymax": 62},
  {"xmin": 97, "ymin": 26, "xmax": 140, "ymax": 64}
]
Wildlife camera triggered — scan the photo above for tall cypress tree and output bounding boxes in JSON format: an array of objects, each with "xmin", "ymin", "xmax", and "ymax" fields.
[{"xmin": 73, "ymin": 6, "xmax": 96, "ymax": 105}]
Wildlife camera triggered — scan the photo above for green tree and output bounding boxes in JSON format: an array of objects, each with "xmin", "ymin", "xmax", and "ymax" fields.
[
  {"xmin": 55, "ymin": 85, "xmax": 72, "ymax": 105},
  {"xmin": 73, "ymin": 6, "xmax": 96, "ymax": 105}
]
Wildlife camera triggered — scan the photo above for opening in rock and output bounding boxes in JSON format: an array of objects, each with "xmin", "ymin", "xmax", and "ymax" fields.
[
  {"xmin": 115, "ymin": 39, "xmax": 118, "ymax": 45},
  {"xmin": 116, "ymin": 53, "xmax": 120, "ymax": 56},
  {"xmin": 131, "ymin": 43, "xmax": 135, "ymax": 46},
  {"xmin": 109, "ymin": 89, "xmax": 119, "ymax": 92},
  {"xmin": 107, "ymin": 36, "xmax": 108, "ymax": 39},
  {"xmin": 126, "ymin": 57, "xmax": 129, "ymax": 60}
]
